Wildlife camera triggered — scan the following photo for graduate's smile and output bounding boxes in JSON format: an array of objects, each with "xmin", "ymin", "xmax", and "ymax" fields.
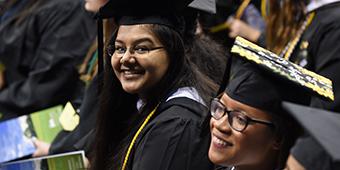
[
  {"xmin": 120, "ymin": 67, "xmax": 145, "ymax": 80},
  {"xmin": 211, "ymin": 133, "xmax": 233, "ymax": 149}
]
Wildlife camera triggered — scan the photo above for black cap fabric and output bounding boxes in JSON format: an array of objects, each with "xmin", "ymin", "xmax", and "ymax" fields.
[
  {"xmin": 97, "ymin": 0, "xmax": 216, "ymax": 35},
  {"xmin": 98, "ymin": 0, "xmax": 215, "ymax": 18},
  {"xmin": 225, "ymin": 54, "xmax": 309, "ymax": 113},
  {"xmin": 98, "ymin": 0, "xmax": 194, "ymax": 35},
  {"xmin": 282, "ymin": 102, "xmax": 340, "ymax": 164},
  {"xmin": 98, "ymin": 0, "xmax": 194, "ymax": 18}
]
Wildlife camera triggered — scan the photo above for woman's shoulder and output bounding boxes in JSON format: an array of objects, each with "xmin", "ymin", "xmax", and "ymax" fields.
[
  {"xmin": 314, "ymin": 2, "xmax": 340, "ymax": 27},
  {"xmin": 157, "ymin": 97, "xmax": 208, "ymax": 120},
  {"xmin": 133, "ymin": 98, "xmax": 213, "ymax": 170},
  {"xmin": 143, "ymin": 97, "xmax": 209, "ymax": 131}
]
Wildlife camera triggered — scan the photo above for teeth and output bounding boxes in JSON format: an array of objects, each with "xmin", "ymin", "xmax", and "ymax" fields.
[
  {"xmin": 213, "ymin": 136, "xmax": 228, "ymax": 147},
  {"xmin": 123, "ymin": 70, "xmax": 139, "ymax": 74}
]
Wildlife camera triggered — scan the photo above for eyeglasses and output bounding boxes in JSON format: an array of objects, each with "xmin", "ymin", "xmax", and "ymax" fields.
[
  {"xmin": 108, "ymin": 45, "xmax": 164, "ymax": 58},
  {"xmin": 210, "ymin": 98, "xmax": 275, "ymax": 132}
]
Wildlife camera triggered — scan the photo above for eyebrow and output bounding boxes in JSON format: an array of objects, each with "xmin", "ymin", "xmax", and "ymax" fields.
[
  {"xmin": 223, "ymin": 103, "xmax": 248, "ymax": 116},
  {"xmin": 115, "ymin": 38, "xmax": 155, "ymax": 46}
]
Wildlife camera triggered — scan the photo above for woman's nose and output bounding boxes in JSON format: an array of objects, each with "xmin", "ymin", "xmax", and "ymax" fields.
[
  {"xmin": 213, "ymin": 115, "xmax": 232, "ymax": 134},
  {"xmin": 120, "ymin": 50, "xmax": 136, "ymax": 64}
]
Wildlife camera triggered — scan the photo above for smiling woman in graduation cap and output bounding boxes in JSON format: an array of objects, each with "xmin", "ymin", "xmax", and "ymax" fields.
[
  {"xmin": 90, "ymin": 0, "xmax": 217, "ymax": 170},
  {"xmin": 208, "ymin": 37, "xmax": 334, "ymax": 170}
]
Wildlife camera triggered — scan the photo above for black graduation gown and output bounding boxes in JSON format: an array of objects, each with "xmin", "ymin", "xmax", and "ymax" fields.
[
  {"xmin": 289, "ymin": 2, "xmax": 340, "ymax": 169},
  {"xmin": 0, "ymin": 0, "xmax": 96, "ymax": 120},
  {"xmin": 126, "ymin": 97, "xmax": 214, "ymax": 170},
  {"xmin": 48, "ymin": 75, "xmax": 99, "ymax": 156}
]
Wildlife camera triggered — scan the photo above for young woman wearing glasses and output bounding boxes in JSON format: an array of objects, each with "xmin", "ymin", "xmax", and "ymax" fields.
[{"xmin": 208, "ymin": 56, "xmax": 302, "ymax": 170}]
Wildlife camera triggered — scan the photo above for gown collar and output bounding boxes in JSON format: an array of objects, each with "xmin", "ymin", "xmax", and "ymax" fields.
[
  {"xmin": 307, "ymin": 0, "xmax": 340, "ymax": 12},
  {"xmin": 136, "ymin": 87, "xmax": 205, "ymax": 111}
]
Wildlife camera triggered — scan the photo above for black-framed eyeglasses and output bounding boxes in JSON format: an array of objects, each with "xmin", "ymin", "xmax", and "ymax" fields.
[
  {"xmin": 108, "ymin": 44, "xmax": 164, "ymax": 58},
  {"xmin": 210, "ymin": 98, "xmax": 275, "ymax": 132}
]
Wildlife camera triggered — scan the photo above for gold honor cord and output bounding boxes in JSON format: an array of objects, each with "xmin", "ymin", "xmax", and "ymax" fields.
[
  {"xmin": 235, "ymin": 0, "xmax": 251, "ymax": 19},
  {"xmin": 121, "ymin": 104, "xmax": 160, "ymax": 170},
  {"xmin": 281, "ymin": 12, "xmax": 315, "ymax": 60},
  {"xmin": 261, "ymin": 0, "xmax": 267, "ymax": 18},
  {"xmin": 210, "ymin": 0, "xmax": 252, "ymax": 33}
]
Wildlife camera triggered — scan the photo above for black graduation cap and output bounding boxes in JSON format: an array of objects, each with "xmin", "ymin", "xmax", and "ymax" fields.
[
  {"xmin": 97, "ymin": 0, "xmax": 215, "ymax": 34},
  {"xmin": 98, "ymin": 0, "xmax": 193, "ymax": 18},
  {"xmin": 98, "ymin": 0, "xmax": 215, "ymax": 18},
  {"xmin": 219, "ymin": 36, "xmax": 339, "ymax": 166},
  {"xmin": 98, "ymin": 0, "xmax": 193, "ymax": 35},
  {"xmin": 282, "ymin": 102, "xmax": 340, "ymax": 165}
]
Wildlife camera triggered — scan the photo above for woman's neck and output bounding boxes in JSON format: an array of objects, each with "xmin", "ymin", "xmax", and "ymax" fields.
[
  {"xmin": 235, "ymin": 161, "xmax": 277, "ymax": 170},
  {"xmin": 234, "ymin": 150, "xmax": 279, "ymax": 170}
]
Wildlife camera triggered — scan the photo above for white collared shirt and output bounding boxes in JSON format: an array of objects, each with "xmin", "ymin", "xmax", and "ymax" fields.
[
  {"xmin": 307, "ymin": 0, "xmax": 340, "ymax": 12},
  {"xmin": 165, "ymin": 87, "xmax": 205, "ymax": 105}
]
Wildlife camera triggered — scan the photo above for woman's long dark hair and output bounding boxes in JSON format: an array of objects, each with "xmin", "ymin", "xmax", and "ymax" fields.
[
  {"xmin": 270, "ymin": 109, "xmax": 302, "ymax": 169},
  {"xmin": 183, "ymin": 9, "xmax": 226, "ymax": 89},
  {"xmin": 90, "ymin": 23, "xmax": 216, "ymax": 170}
]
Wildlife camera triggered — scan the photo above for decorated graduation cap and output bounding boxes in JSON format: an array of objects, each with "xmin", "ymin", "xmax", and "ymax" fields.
[
  {"xmin": 220, "ymin": 36, "xmax": 339, "ymax": 166},
  {"xmin": 220, "ymin": 36, "xmax": 333, "ymax": 113}
]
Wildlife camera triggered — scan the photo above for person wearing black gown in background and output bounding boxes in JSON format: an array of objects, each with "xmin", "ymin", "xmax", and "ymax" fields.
[
  {"xmin": 265, "ymin": 0, "xmax": 340, "ymax": 169},
  {"xmin": 30, "ymin": 0, "xmax": 110, "ymax": 159},
  {"xmin": 0, "ymin": 0, "xmax": 96, "ymax": 120}
]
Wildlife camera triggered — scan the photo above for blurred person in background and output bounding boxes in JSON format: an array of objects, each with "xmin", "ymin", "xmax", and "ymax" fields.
[
  {"xmin": 0, "ymin": 0, "xmax": 96, "ymax": 121},
  {"xmin": 198, "ymin": 0, "xmax": 265, "ymax": 48},
  {"xmin": 32, "ymin": 0, "xmax": 110, "ymax": 160},
  {"xmin": 265, "ymin": 0, "xmax": 340, "ymax": 169}
]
